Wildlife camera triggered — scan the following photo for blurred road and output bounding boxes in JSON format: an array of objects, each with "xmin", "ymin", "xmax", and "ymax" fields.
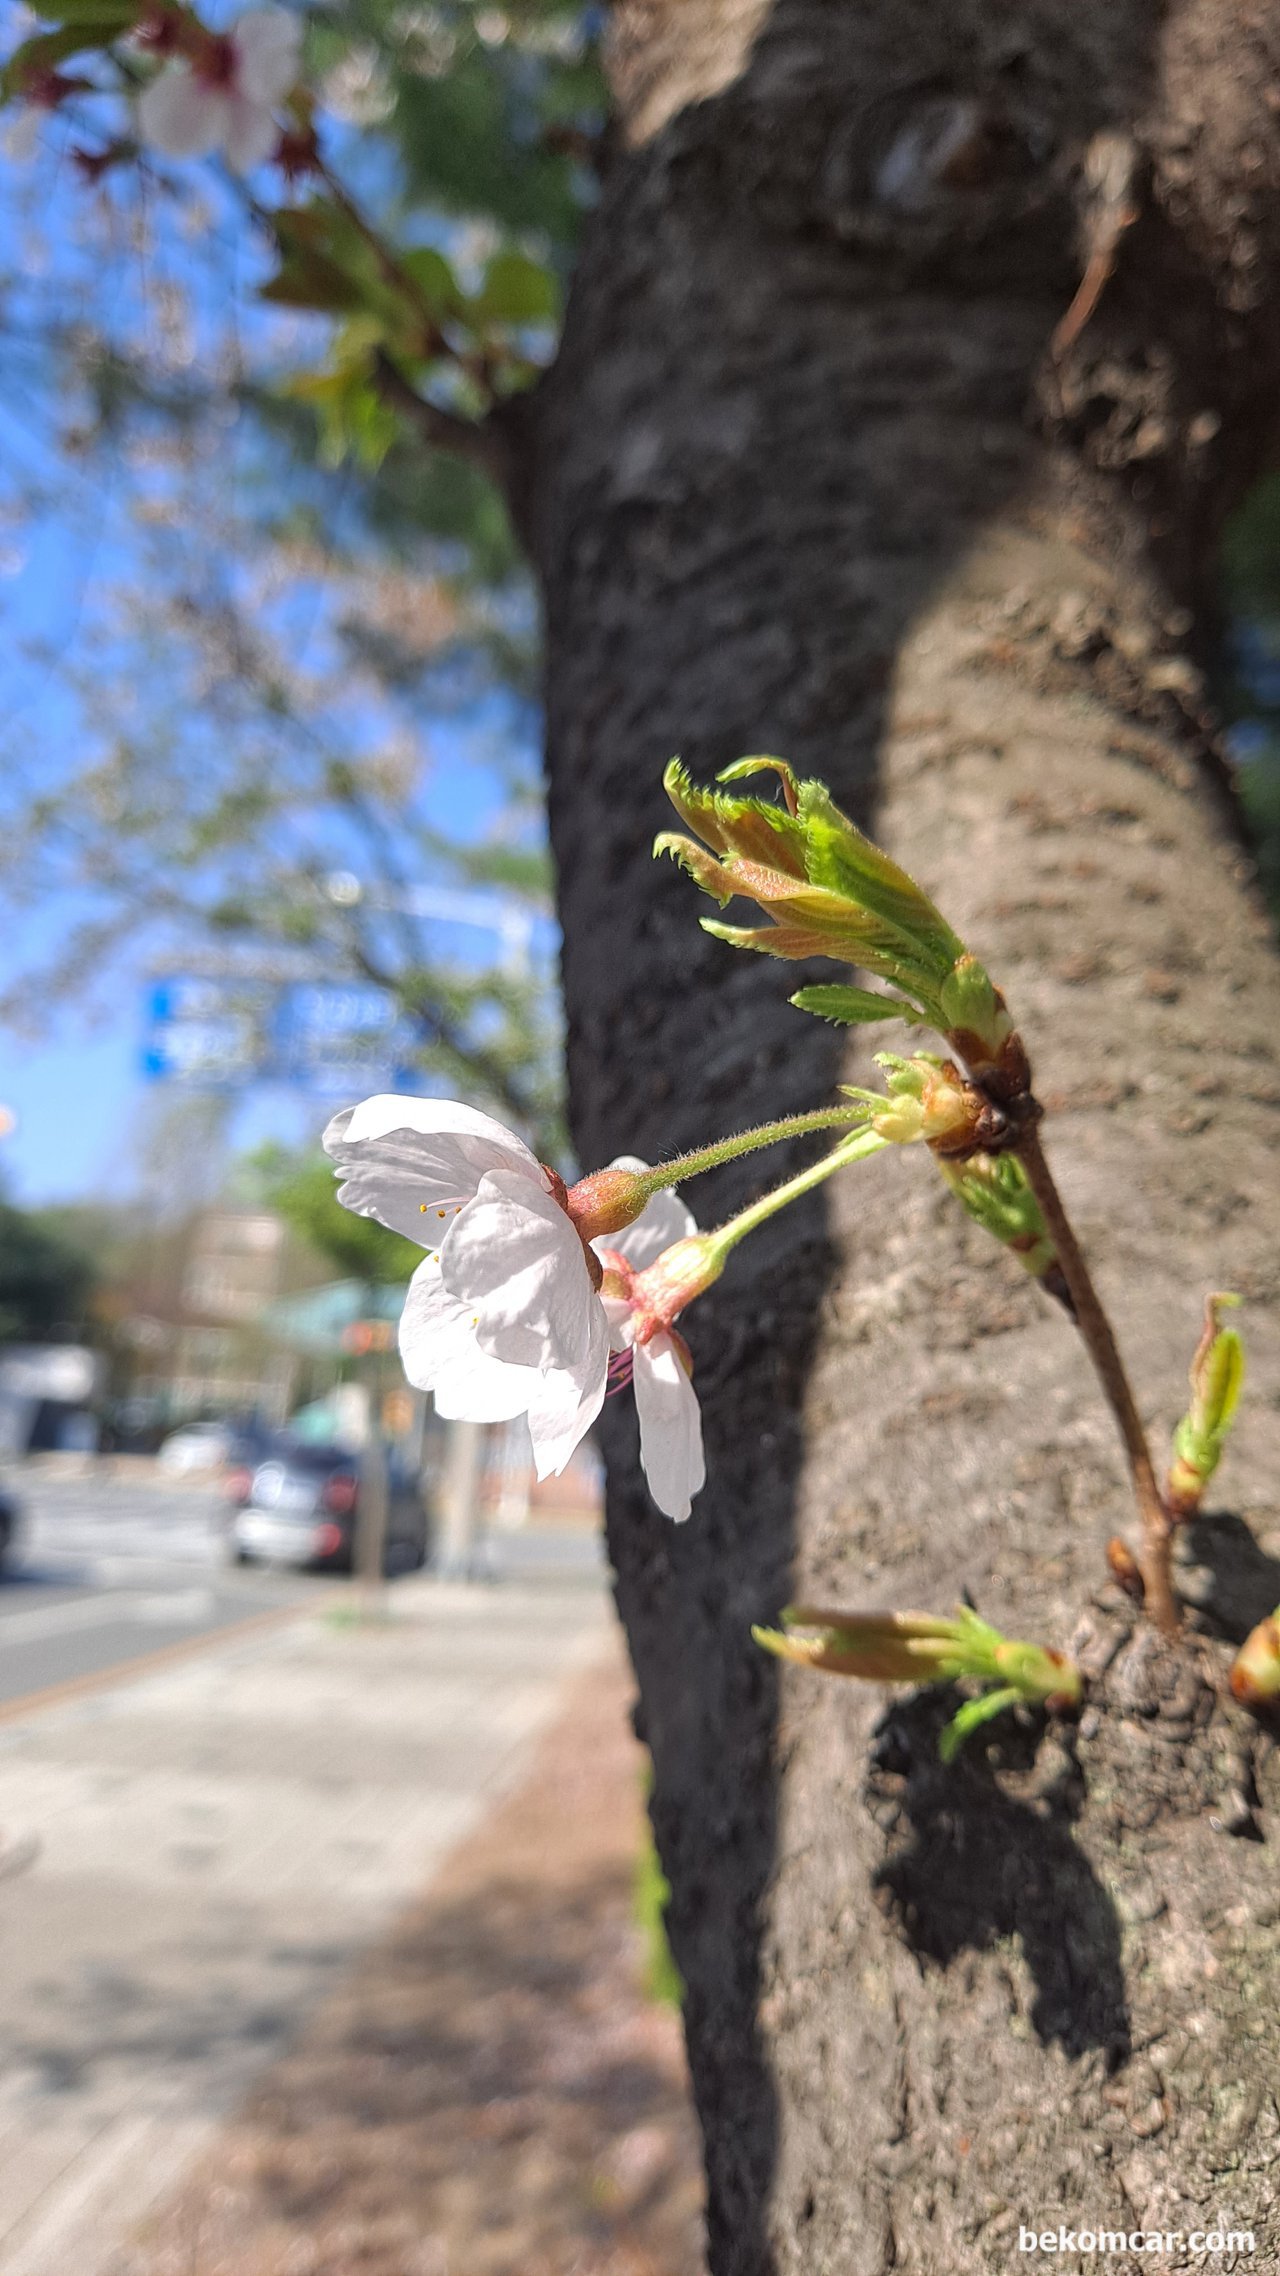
[
  {"xmin": 0, "ymin": 1490, "xmax": 611, "ymax": 2276},
  {"xmin": 0, "ymin": 1469, "xmax": 315, "ymax": 1711},
  {"xmin": 0, "ymin": 1465, "xmax": 607, "ymax": 1712}
]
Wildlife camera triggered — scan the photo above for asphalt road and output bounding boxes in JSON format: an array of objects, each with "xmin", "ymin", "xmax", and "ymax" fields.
[
  {"xmin": 0, "ymin": 1464, "xmax": 606, "ymax": 1712},
  {"xmin": 0, "ymin": 1468, "xmax": 315, "ymax": 1711}
]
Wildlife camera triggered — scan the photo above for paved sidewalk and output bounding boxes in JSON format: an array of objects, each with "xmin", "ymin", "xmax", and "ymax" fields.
[{"xmin": 0, "ymin": 1560, "xmax": 610, "ymax": 2276}]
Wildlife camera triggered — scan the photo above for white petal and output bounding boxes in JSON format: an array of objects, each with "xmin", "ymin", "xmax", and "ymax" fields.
[
  {"xmin": 600, "ymin": 1294, "xmax": 635, "ymax": 1351},
  {"xmin": 137, "ymin": 67, "xmax": 226, "ymax": 157},
  {"xmin": 396, "ymin": 1257, "xmax": 535, "ymax": 1421},
  {"xmin": 442, "ymin": 1169, "xmax": 599, "ymax": 1373},
  {"xmin": 525, "ymin": 1320, "xmax": 609, "ymax": 1479},
  {"xmin": 232, "ymin": 6, "xmax": 303, "ymax": 101},
  {"xmin": 333, "ymin": 1094, "xmax": 540, "ymax": 1164},
  {"xmin": 632, "ymin": 1332, "xmax": 705, "ymax": 1522},
  {"xmin": 431, "ymin": 1354, "xmax": 537, "ymax": 1424},
  {"xmin": 221, "ymin": 93, "xmax": 280, "ymax": 171},
  {"xmin": 324, "ymin": 1095, "xmax": 542, "ymax": 1245},
  {"xmin": 599, "ymin": 1163, "xmax": 696, "ymax": 1273}
]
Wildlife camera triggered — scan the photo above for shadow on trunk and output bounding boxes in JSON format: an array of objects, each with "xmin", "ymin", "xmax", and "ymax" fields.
[{"xmin": 865, "ymin": 1691, "xmax": 1130, "ymax": 2065}]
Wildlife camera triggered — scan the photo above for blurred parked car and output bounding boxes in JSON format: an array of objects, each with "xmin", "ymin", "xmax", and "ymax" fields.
[
  {"xmin": 227, "ymin": 1442, "xmax": 430, "ymax": 1574},
  {"xmin": 158, "ymin": 1420, "xmax": 237, "ymax": 1474}
]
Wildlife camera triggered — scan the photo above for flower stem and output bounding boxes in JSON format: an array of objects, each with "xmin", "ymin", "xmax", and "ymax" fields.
[
  {"xmin": 1016, "ymin": 1126, "xmax": 1179, "ymax": 1634},
  {"xmin": 632, "ymin": 1108, "xmax": 876, "ymax": 1202},
  {"xmin": 706, "ymin": 1128, "xmax": 889, "ymax": 1262}
]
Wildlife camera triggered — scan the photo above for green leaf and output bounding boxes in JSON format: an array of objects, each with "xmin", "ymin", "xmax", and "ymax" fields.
[
  {"xmin": 471, "ymin": 248, "xmax": 560, "ymax": 327},
  {"xmin": 32, "ymin": 0, "xmax": 138, "ymax": 23},
  {"xmin": 262, "ymin": 208, "xmax": 372, "ymax": 315},
  {"xmin": 1, "ymin": 19, "xmax": 125, "ymax": 91},
  {"xmin": 796, "ymin": 779, "xmax": 965, "ymax": 977},
  {"xmin": 280, "ymin": 362, "xmax": 397, "ymax": 470},
  {"xmin": 260, "ymin": 253, "xmax": 369, "ymax": 315},
  {"xmin": 400, "ymin": 245, "xmax": 464, "ymax": 319},
  {"xmin": 1206, "ymin": 1325, "xmax": 1246, "ymax": 1433},
  {"xmin": 263, "ymin": 203, "xmax": 404, "ymax": 323},
  {"xmin": 939, "ymin": 1686, "xmax": 1022, "ymax": 1763},
  {"xmin": 790, "ymin": 984, "xmax": 925, "ymax": 1027}
]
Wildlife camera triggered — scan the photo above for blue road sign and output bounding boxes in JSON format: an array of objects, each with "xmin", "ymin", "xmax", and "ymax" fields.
[{"xmin": 143, "ymin": 975, "xmax": 416, "ymax": 1095}]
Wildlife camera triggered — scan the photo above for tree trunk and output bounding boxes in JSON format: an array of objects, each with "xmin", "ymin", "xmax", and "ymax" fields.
[{"xmin": 527, "ymin": 5, "xmax": 1280, "ymax": 2267}]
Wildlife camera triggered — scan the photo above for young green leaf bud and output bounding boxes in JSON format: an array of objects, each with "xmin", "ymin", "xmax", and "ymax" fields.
[
  {"xmin": 659, "ymin": 759, "xmax": 972, "ymax": 1028},
  {"xmin": 754, "ymin": 1604, "xmax": 1082, "ymax": 1756},
  {"xmin": 938, "ymin": 956, "xmax": 1032, "ymax": 1103},
  {"xmin": 1166, "ymin": 1293, "xmax": 1245, "ymax": 1517},
  {"xmin": 936, "ymin": 1152, "xmax": 1064, "ymax": 1295}
]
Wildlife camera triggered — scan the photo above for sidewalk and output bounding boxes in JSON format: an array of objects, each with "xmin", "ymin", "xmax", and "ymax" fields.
[
  {"xmin": 0, "ymin": 1559, "xmax": 612, "ymax": 2275},
  {"xmin": 117, "ymin": 1645, "xmax": 704, "ymax": 2276}
]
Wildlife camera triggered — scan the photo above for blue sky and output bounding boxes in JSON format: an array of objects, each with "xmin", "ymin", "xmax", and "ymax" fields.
[{"xmin": 0, "ymin": 110, "xmax": 545, "ymax": 1207}]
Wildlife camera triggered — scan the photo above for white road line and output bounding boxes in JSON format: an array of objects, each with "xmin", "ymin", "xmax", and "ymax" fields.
[{"xmin": 0, "ymin": 1591, "xmax": 215, "ymax": 1647}]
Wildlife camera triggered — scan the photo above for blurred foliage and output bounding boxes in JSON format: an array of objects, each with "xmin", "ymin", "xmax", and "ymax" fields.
[
  {"xmin": 0, "ymin": 1192, "xmax": 99, "ymax": 1343},
  {"xmin": 0, "ymin": 0, "xmax": 599, "ymax": 1155},
  {"xmin": 247, "ymin": 1142, "xmax": 420, "ymax": 1283},
  {"xmin": 634, "ymin": 1793, "xmax": 683, "ymax": 2009}
]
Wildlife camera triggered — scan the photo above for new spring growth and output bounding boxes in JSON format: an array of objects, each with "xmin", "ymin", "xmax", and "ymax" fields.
[
  {"xmin": 656, "ymin": 756, "xmax": 1029, "ymax": 1098},
  {"xmin": 1230, "ymin": 1607, "xmax": 1280, "ymax": 1709},
  {"xmin": 936, "ymin": 1153, "xmax": 1072, "ymax": 1312},
  {"xmin": 753, "ymin": 1605, "xmax": 1082, "ymax": 1762},
  {"xmin": 840, "ymin": 1058, "xmax": 1069, "ymax": 1301},
  {"xmin": 1166, "ymin": 1293, "xmax": 1245, "ymax": 1518},
  {"xmin": 841, "ymin": 1053, "xmax": 1013, "ymax": 1159}
]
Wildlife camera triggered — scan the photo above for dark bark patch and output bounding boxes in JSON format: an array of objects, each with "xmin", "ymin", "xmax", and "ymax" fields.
[{"xmin": 864, "ymin": 1691, "xmax": 1131, "ymax": 2063}]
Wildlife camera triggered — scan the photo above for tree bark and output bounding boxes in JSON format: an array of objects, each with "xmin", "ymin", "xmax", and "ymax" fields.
[{"xmin": 527, "ymin": 5, "xmax": 1280, "ymax": 2267}]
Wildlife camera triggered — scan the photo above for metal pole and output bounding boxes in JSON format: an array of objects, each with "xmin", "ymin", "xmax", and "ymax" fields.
[
  {"xmin": 438, "ymin": 1418, "xmax": 485, "ymax": 1578},
  {"xmin": 354, "ymin": 1339, "xmax": 390, "ymax": 1615}
]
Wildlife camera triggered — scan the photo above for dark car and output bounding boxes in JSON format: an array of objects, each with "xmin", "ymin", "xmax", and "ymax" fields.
[{"xmin": 227, "ymin": 1442, "xmax": 430, "ymax": 1574}]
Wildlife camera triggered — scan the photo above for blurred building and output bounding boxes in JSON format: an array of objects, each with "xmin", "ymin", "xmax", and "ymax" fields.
[{"xmin": 114, "ymin": 1208, "xmax": 301, "ymax": 1438}]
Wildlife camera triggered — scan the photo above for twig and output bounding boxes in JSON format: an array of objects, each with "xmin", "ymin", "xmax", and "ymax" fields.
[
  {"xmin": 1016, "ymin": 1124, "xmax": 1179, "ymax": 1634},
  {"xmin": 369, "ymin": 350, "xmax": 514, "ymax": 492},
  {"xmin": 1050, "ymin": 131, "xmax": 1139, "ymax": 361}
]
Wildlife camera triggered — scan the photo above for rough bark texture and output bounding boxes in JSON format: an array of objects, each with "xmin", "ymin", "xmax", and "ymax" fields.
[{"xmin": 527, "ymin": 5, "xmax": 1280, "ymax": 2269}]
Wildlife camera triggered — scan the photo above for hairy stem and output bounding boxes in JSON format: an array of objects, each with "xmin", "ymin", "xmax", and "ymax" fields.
[
  {"xmin": 638, "ymin": 1109, "xmax": 878, "ymax": 1198},
  {"xmin": 1016, "ymin": 1125, "xmax": 1178, "ymax": 1633}
]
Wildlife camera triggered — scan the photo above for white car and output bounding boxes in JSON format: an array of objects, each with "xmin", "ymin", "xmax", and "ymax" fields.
[{"xmin": 157, "ymin": 1421, "xmax": 235, "ymax": 1474}]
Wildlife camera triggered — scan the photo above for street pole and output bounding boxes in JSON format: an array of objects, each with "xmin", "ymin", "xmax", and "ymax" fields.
[
  {"xmin": 438, "ymin": 1418, "xmax": 485, "ymax": 1578},
  {"xmin": 353, "ymin": 1310, "xmax": 390, "ymax": 1616}
]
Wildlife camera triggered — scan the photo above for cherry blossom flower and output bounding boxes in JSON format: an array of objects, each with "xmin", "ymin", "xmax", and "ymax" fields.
[
  {"xmin": 395, "ymin": 1156, "xmax": 697, "ymax": 1481},
  {"xmin": 324, "ymin": 1095, "xmax": 614, "ymax": 1475},
  {"xmin": 136, "ymin": 7, "xmax": 302, "ymax": 174},
  {"xmin": 597, "ymin": 1170, "xmax": 716, "ymax": 1524}
]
